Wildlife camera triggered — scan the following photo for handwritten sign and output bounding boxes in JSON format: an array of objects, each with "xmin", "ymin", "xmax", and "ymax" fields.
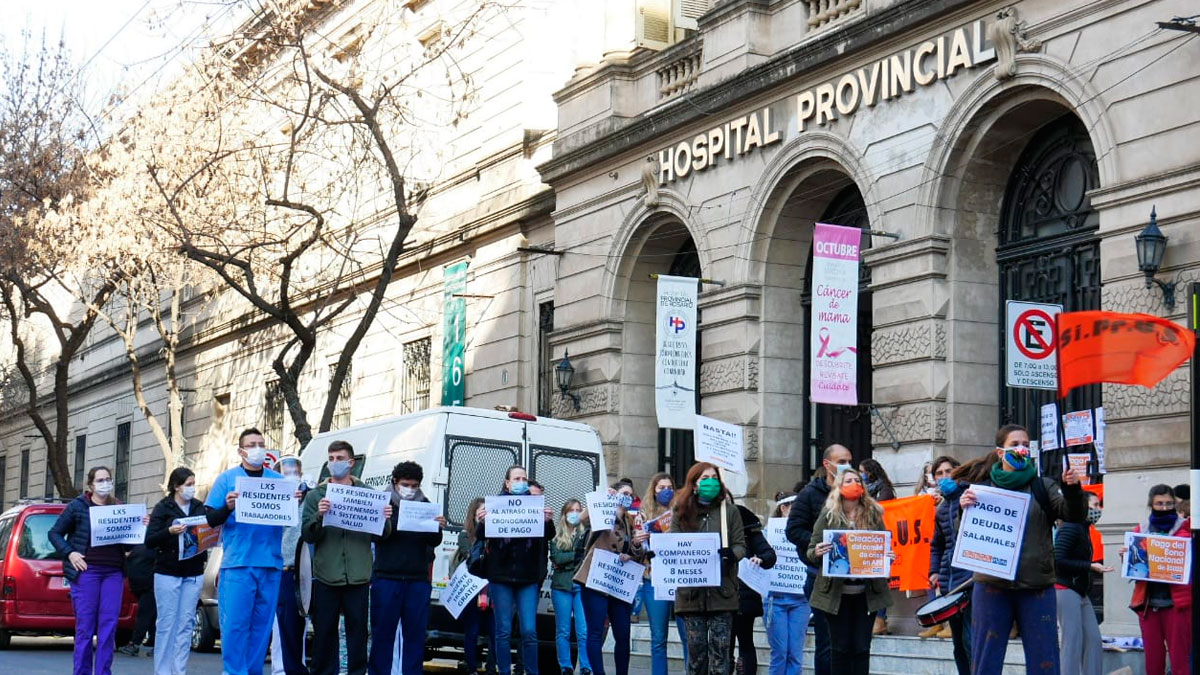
[
  {"xmin": 323, "ymin": 483, "xmax": 390, "ymax": 536},
  {"xmin": 441, "ymin": 562, "xmax": 489, "ymax": 619},
  {"xmin": 649, "ymin": 532, "xmax": 721, "ymax": 589},
  {"xmin": 174, "ymin": 516, "xmax": 220, "ymax": 561},
  {"xmin": 585, "ymin": 549, "xmax": 644, "ymax": 603},
  {"xmin": 89, "ymin": 504, "xmax": 147, "ymax": 546},
  {"xmin": 1063, "ymin": 410, "xmax": 1094, "ymax": 446},
  {"xmin": 235, "ymin": 477, "xmax": 300, "ymax": 526},
  {"xmin": 694, "ymin": 415, "xmax": 746, "ymax": 474},
  {"xmin": 1064, "ymin": 453, "xmax": 1092, "ymax": 485},
  {"xmin": 737, "ymin": 558, "xmax": 772, "ymax": 598},
  {"xmin": 395, "ymin": 500, "xmax": 441, "ymax": 533},
  {"xmin": 1122, "ymin": 532, "xmax": 1191, "ymax": 585},
  {"xmin": 1040, "ymin": 402, "xmax": 1059, "ymax": 451},
  {"xmin": 484, "ymin": 495, "xmax": 545, "ymax": 538},
  {"xmin": 765, "ymin": 517, "xmax": 807, "ymax": 593},
  {"xmin": 586, "ymin": 491, "xmax": 619, "ymax": 530},
  {"xmin": 821, "ymin": 530, "xmax": 891, "ymax": 578},
  {"xmin": 951, "ymin": 485, "xmax": 1030, "ymax": 581}
]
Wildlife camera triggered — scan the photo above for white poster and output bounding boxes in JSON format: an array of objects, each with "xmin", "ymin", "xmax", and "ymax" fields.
[
  {"xmin": 694, "ymin": 415, "xmax": 746, "ymax": 474},
  {"xmin": 323, "ymin": 483, "xmax": 390, "ymax": 536},
  {"xmin": 737, "ymin": 558, "xmax": 772, "ymax": 598},
  {"xmin": 1040, "ymin": 402, "xmax": 1059, "ymax": 451},
  {"xmin": 1062, "ymin": 410, "xmax": 1095, "ymax": 446},
  {"xmin": 484, "ymin": 495, "xmax": 545, "ymax": 538},
  {"xmin": 649, "ymin": 532, "xmax": 721, "ymax": 588},
  {"xmin": 441, "ymin": 562, "xmax": 489, "ymax": 619},
  {"xmin": 655, "ymin": 275, "xmax": 698, "ymax": 429},
  {"xmin": 766, "ymin": 517, "xmax": 808, "ymax": 593},
  {"xmin": 235, "ymin": 477, "xmax": 300, "ymax": 527},
  {"xmin": 951, "ymin": 485, "xmax": 1031, "ymax": 581},
  {"xmin": 1005, "ymin": 300, "xmax": 1061, "ymax": 390},
  {"xmin": 585, "ymin": 491, "xmax": 619, "ymax": 530},
  {"xmin": 1094, "ymin": 407, "xmax": 1107, "ymax": 474},
  {"xmin": 810, "ymin": 223, "xmax": 861, "ymax": 405},
  {"xmin": 584, "ymin": 549, "xmax": 644, "ymax": 604},
  {"xmin": 89, "ymin": 504, "xmax": 146, "ymax": 546},
  {"xmin": 395, "ymin": 500, "xmax": 441, "ymax": 533}
]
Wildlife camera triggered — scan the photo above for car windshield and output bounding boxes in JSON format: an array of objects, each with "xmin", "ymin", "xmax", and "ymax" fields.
[{"xmin": 18, "ymin": 514, "xmax": 63, "ymax": 560}]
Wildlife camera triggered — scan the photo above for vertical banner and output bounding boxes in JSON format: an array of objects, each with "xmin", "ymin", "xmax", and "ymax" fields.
[
  {"xmin": 880, "ymin": 494, "xmax": 936, "ymax": 591},
  {"xmin": 810, "ymin": 223, "xmax": 861, "ymax": 405},
  {"xmin": 441, "ymin": 261, "xmax": 469, "ymax": 406},
  {"xmin": 655, "ymin": 275, "xmax": 698, "ymax": 429}
]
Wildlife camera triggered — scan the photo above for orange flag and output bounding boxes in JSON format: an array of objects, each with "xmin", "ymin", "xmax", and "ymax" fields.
[
  {"xmin": 1057, "ymin": 311, "xmax": 1195, "ymax": 398},
  {"xmin": 880, "ymin": 494, "xmax": 936, "ymax": 592}
]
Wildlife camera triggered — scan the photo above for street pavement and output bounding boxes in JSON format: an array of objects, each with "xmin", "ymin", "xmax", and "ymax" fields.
[{"xmin": 3, "ymin": 636, "xmax": 226, "ymax": 674}]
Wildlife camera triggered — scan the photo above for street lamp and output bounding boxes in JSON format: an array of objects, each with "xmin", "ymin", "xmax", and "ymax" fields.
[
  {"xmin": 555, "ymin": 351, "xmax": 581, "ymax": 412},
  {"xmin": 1134, "ymin": 206, "xmax": 1176, "ymax": 310}
]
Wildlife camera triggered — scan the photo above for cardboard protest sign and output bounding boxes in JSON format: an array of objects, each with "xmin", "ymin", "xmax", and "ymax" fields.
[
  {"xmin": 737, "ymin": 558, "xmax": 771, "ymax": 598},
  {"xmin": 235, "ymin": 477, "xmax": 300, "ymax": 526},
  {"xmin": 175, "ymin": 515, "xmax": 220, "ymax": 561},
  {"xmin": 323, "ymin": 483, "xmax": 390, "ymax": 536},
  {"xmin": 586, "ymin": 491, "xmax": 619, "ymax": 530},
  {"xmin": 585, "ymin": 549, "xmax": 644, "ymax": 603},
  {"xmin": 1062, "ymin": 410, "xmax": 1094, "ymax": 446},
  {"xmin": 89, "ymin": 504, "xmax": 147, "ymax": 546},
  {"xmin": 395, "ymin": 500, "xmax": 441, "ymax": 533},
  {"xmin": 484, "ymin": 495, "xmax": 545, "ymax": 538},
  {"xmin": 765, "ymin": 517, "xmax": 807, "ymax": 593},
  {"xmin": 441, "ymin": 562, "xmax": 488, "ymax": 619},
  {"xmin": 649, "ymin": 532, "xmax": 721, "ymax": 588},
  {"xmin": 880, "ymin": 494, "xmax": 936, "ymax": 591},
  {"xmin": 821, "ymin": 530, "xmax": 891, "ymax": 579},
  {"xmin": 1122, "ymin": 532, "xmax": 1191, "ymax": 585},
  {"xmin": 1064, "ymin": 453, "xmax": 1092, "ymax": 485},
  {"xmin": 951, "ymin": 485, "xmax": 1030, "ymax": 581},
  {"xmin": 694, "ymin": 415, "xmax": 746, "ymax": 474}
]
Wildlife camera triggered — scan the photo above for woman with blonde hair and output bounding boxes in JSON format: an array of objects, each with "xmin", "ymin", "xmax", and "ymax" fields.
[
  {"xmin": 549, "ymin": 499, "xmax": 592, "ymax": 675},
  {"xmin": 633, "ymin": 472, "xmax": 687, "ymax": 675}
]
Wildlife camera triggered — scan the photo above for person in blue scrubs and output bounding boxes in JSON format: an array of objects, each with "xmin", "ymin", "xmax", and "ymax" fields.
[{"xmin": 207, "ymin": 428, "xmax": 303, "ymax": 675}]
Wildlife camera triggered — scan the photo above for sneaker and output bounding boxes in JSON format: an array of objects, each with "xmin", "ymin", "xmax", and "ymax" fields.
[
  {"xmin": 562, "ymin": 668, "xmax": 574, "ymax": 675},
  {"xmin": 580, "ymin": 669, "xmax": 592, "ymax": 675},
  {"xmin": 118, "ymin": 644, "xmax": 139, "ymax": 657}
]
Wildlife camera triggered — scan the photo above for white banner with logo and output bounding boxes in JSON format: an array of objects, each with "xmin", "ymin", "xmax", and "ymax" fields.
[
  {"xmin": 655, "ymin": 275, "xmax": 698, "ymax": 429},
  {"xmin": 810, "ymin": 223, "xmax": 860, "ymax": 405}
]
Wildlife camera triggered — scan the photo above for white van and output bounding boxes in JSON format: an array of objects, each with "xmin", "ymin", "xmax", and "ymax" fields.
[{"xmin": 299, "ymin": 406, "xmax": 607, "ymax": 667}]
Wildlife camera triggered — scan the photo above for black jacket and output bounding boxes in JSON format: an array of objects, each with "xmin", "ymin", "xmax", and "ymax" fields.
[
  {"xmin": 785, "ymin": 476, "xmax": 832, "ymax": 568},
  {"xmin": 928, "ymin": 482, "xmax": 972, "ymax": 592},
  {"xmin": 126, "ymin": 545, "xmax": 157, "ymax": 593},
  {"xmin": 735, "ymin": 505, "xmax": 777, "ymax": 617},
  {"xmin": 374, "ymin": 497, "xmax": 443, "ymax": 581},
  {"xmin": 144, "ymin": 496, "xmax": 211, "ymax": 578},
  {"xmin": 48, "ymin": 494, "xmax": 130, "ymax": 582},
  {"xmin": 476, "ymin": 497, "xmax": 555, "ymax": 585},
  {"xmin": 1054, "ymin": 521, "xmax": 1093, "ymax": 597}
]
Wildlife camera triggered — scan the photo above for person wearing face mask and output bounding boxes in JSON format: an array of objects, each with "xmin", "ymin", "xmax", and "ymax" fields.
[
  {"xmin": 475, "ymin": 465, "xmax": 556, "ymax": 675},
  {"xmin": 764, "ymin": 493, "xmax": 807, "ymax": 675},
  {"xmin": 958, "ymin": 424, "xmax": 1086, "ymax": 675},
  {"xmin": 670, "ymin": 463, "xmax": 746, "ymax": 675},
  {"xmin": 205, "ymin": 428, "xmax": 301, "ymax": 675},
  {"xmin": 269, "ymin": 456, "xmax": 309, "ymax": 675},
  {"xmin": 784, "ymin": 444, "xmax": 853, "ymax": 675},
  {"xmin": 924, "ymin": 456, "xmax": 967, "ymax": 657},
  {"xmin": 632, "ymin": 473, "xmax": 688, "ymax": 675},
  {"xmin": 1122, "ymin": 485, "xmax": 1191, "ymax": 675},
  {"xmin": 1054, "ymin": 492, "xmax": 1110, "ymax": 675},
  {"xmin": 731, "ymin": 503, "xmax": 777, "ymax": 675},
  {"xmin": 301, "ymin": 440, "xmax": 393, "ymax": 675},
  {"xmin": 49, "ymin": 465, "xmax": 151, "ymax": 675},
  {"xmin": 144, "ymin": 467, "xmax": 212, "ymax": 675},
  {"xmin": 549, "ymin": 499, "xmax": 592, "ymax": 675},
  {"xmin": 367, "ymin": 461, "xmax": 446, "ymax": 675}
]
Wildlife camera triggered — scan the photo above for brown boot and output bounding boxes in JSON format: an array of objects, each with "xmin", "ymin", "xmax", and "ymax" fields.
[
  {"xmin": 873, "ymin": 616, "xmax": 890, "ymax": 635},
  {"xmin": 936, "ymin": 624, "xmax": 953, "ymax": 639},
  {"xmin": 917, "ymin": 623, "xmax": 942, "ymax": 639}
]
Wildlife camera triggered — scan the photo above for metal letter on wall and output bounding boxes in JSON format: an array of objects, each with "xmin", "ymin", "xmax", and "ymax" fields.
[
  {"xmin": 810, "ymin": 223, "xmax": 862, "ymax": 405},
  {"xmin": 655, "ymin": 275, "xmax": 698, "ymax": 429},
  {"xmin": 441, "ymin": 261, "xmax": 469, "ymax": 406}
]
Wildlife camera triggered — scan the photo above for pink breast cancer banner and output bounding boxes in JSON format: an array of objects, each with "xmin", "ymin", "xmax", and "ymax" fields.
[{"xmin": 810, "ymin": 222, "xmax": 861, "ymax": 405}]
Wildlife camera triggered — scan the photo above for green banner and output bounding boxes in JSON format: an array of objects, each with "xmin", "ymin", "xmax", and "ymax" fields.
[{"xmin": 441, "ymin": 261, "xmax": 469, "ymax": 406}]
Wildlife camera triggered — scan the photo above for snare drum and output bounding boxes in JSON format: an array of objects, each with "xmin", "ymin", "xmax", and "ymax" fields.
[{"xmin": 915, "ymin": 588, "xmax": 971, "ymax": 627}]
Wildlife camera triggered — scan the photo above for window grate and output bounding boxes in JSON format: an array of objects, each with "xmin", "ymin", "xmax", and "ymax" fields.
[
  {"xmin": 264, "ymin": 380, "xmax": 285, "ymax": 449},
  {"xmin": 537, "ymin": 302, "xmax": 554, "ymax": 417},
  {"xmin": 115, "ymin": 422, "xmax": 132, "ymax": 501},
  {"xmin": 445, "ymin": 436, "xmax": 519, "ymax": 528},
  {"xmin": 19, "ymin": 449, "xmax": 29, "ymax": 499},
  {"xmin": 400, "ymin": 338, "xmax": 431, "ymax": 414},
  {"xmin": 329, "ymin": 362, "xmax": 353, "ymax": 430},
  {"xmin": 531, "ymin": 446, "xmax": 598, "ymax": 518},
  {"xmin": 73, "ymin": 435, "xmax": 87, "ymax": 489}
]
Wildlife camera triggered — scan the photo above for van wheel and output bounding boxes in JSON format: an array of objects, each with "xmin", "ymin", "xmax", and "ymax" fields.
[
  {"xmin": 0, "ymin": 628, "xmax": 11, "ymax": 649},
  {"xmin": 192, "ymin": 607, "xmax": 217, "ymax": 653}
]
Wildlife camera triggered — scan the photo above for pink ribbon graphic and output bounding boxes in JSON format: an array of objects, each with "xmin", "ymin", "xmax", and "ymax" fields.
[{"xmin": 816, "ymin": 327, "xmax": 859, "ymax": 358}]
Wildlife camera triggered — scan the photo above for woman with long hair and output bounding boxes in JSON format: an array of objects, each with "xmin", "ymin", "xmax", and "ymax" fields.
[
  {"xmin": 670, "ymin": 463, "xmax": 746, "ymax": 675},
  {"xmin": 857, "ymin": 459, "xmax": 896, "ymax": 502},
  {"xmin": 454, "ymin": 497, "xmax": 495, "ymax": 675},
  {"xmin": 1122, "ymin": 485, "xmax": 1191, "ymax": 675},
  {"xmin": 633, "ymin": 472, "xmax": 687, "ymax": 675},
  {"xmin": 550, "ymin": 499, "xmax": 592, "ymax": 675},
  {"xmin": 926, "ymin": 455, "xmax": 968, "ymax": 667},
  {"xmin": 807, "ymin": 468, "xmax": 893, "ymax": 675},
  {"xmin": 764, "ymin": 493, "xmax": 807, "ymax": 675},
  {"xmin": 49, "ymin": 466, "xmax": 149, "ymax": 675}
]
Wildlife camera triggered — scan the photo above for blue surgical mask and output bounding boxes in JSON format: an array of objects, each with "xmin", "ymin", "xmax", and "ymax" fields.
[
  {"xmin": 618, "ymin": 493, "xmax": 634, "ymax": 509},
  {"xmin": 510, "ymin": 480, "xmax": 530, "ymax": 495},
  {"xmin": 656, "ymin": 488, "xmax": 674, "ymax": 506},
  {"xmin": 566, "ymin": 512, "xmax": 581, "ymax": 526},
  {"xmin": 328, "ymin": 460, "xmax": 352, "ymax": 479},
  {"xmin": 938, "ymin": 478, "xmax": 958, "ymax": 495}
]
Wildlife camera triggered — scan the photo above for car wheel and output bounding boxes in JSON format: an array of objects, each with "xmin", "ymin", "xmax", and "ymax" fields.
[
  {"xmin": 0, "ymin": 628, "xmax": 11, "ymax": 650},
  {"xmin": 192, "ymin": 607, "xmax": 217, "ymax": 653}
]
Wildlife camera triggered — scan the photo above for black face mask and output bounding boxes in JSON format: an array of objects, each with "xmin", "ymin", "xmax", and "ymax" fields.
[{"xmin": 1149, "ymin": 508, "xmax": 1179, "ymax": 531}]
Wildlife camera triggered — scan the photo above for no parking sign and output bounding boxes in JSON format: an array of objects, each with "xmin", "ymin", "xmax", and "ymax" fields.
[{"xmin": 1005, "ymin": 300, "xmax": 1061, "ymax": 390}]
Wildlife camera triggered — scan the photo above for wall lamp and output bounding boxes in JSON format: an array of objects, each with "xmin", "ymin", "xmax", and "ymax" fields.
[
  {"xmin": 1134, "ymin": 207, "xmax": 1176, "ymax": 310},
  {"xmin": 555, "ymin": 350, "xmax": 581, "ymax": 412}
]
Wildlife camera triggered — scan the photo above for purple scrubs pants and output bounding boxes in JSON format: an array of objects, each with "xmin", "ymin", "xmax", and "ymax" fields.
[{"xmin": 69, "ymin": 565, "xmax": 125, "ymax": 675}]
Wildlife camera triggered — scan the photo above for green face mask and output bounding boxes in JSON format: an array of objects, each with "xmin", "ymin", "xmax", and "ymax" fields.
[{"xmin": 696, "ymin": 477, "xmax": 722, "ymax": 502}]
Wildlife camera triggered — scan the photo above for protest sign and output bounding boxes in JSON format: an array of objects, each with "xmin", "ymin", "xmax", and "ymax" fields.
[
  {"xmin": 641, "ymin": 511, "xmax": 672, "ymax": 534},
  {"xmin": 323, "ymin": 483, "xmax": 390, "ymax": 536},
  {"xmin": 484, "ymin": 495, "xmax": 545, "ymax": 538},
  {"xmin": 737, "ymin": 559, "xmax": 772, "ymax": 598},
  {"xmin": 441, "ymin": 562, "xmax": 488, "ymax": 619},
  {"xmin": 1064, "ymin": 453, "xmax": 1092, "ymax": 485},
  {"xmin": 1040, "ymin": 402, "xmax": 1059, "ymax": 451},
  {"xmin": 765, "ymin": 517, "xmax": 807, "ymax": 593},
  {"xmin": 881, "ymin": 494, "xmax": 936, "ymax": 591},
  {"xmin": 694, "ymin": 416, "xmax": 746, "ymax": 474},
  {"xmin": 395, "ymin": 500, "xmax": 441, "ymax": 533},
  {"xmin": 235, "ymin": 477, "xmax": 300, "ymax": 526},
  {"xmin": 89, "ymin": 504, "xmax": 147, "ymax": 546},
  {"xmin": 653, "ymin": 584, "xmax": 676, "ymax": 601},
  {"xmin": 1094, "ymin": 407, "xmax": 1107, "ymax": 473},
  {"xmin": 1122, "ymin": 532, "xmax": 1191, "ymax": 585},
  {"xmin": 821, "ymin": 530, "xmax": 891, "ymax": 578},
  {"xmin": 586, "ymin": 491, "xmax": 619, "ymax": 530},
  {"xmin": 585, "ymin": 549, "xmax": 644, "ymax": 603},
  {"xmin": 175, "ymin": 516, "xmax": 220, "ymax": 561},
  {"xmin": 1063, "ymin": 410, "xmax": 1094, "ymax": 446},
  {"xmin": 951, "ymin": 485, "xmax": 1030, "ymax": 581},
  {"xmin": 650, "ymin": 532, "xmax": 721, "ymax": 589}
]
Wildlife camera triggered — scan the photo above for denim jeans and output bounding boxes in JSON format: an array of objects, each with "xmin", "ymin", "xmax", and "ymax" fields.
[
  {"xmin": 970, "ymin": 584, "xmax": 1058, "ymax": 675},
  {"xmin": 491, "ymin": 582, "xmax": 540, "ymax": 675},
  {"xmin": 369, "ymin": 578, "xmax": 432, "ymax": 675},
  {"xmin": 765, "ymin": 592, "xmax": 810, "ymax": 675},
  {"xmin": 638, "ymin": 579, "xmax": 688, "ymax": 675},
  {"xmin": 459, "ymin": 598, "xmax": 495, "ymax": 673},
  {"xmin": 153, "ymin": 573, "xmax": 204, "ymax": 675},
  {"xmin": 552, "ymin": 585, "xmax": 591, "ymax": 671},
  {"xmin": 581, "ymin": 587, "xmax": 632, "ymax": 675}
]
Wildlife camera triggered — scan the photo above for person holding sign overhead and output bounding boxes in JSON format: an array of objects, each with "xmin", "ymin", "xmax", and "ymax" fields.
[
  {"xmin": 807, "ymin": 468, "xmax": 893, "ymax": 675},
  {"xmin": 1122, "ymin": 485, "xmax": 1191, "ymax": 675},
  {"xmin": 670, "ymin": 462, "xmax": 746, "ymax": 675},
  {"xmin": 368, "ymin": 461, "xmax": 446, "ymax": 675},
  {"xmin": 958, "ymin": 424, "xmax": 1086, "ymax": 675},
  {"xmin": 48, "ymin": 466, "xmax": 151, "ymax": 675}
]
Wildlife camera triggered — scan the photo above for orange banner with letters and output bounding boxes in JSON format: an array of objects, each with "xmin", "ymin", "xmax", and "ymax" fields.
[
  {"xmin": 881, "ymin": 494, "xmax": 936, "ymax": 592},
  {"xmin": 1057, "ymin": 311, "xmax": 1195, "ymax": 398}
]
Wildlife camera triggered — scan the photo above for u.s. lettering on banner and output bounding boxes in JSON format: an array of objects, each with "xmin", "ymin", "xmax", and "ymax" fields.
[
  {"xmin": 810, "ymin": 223, "xmax": 861, "ymax": 405},
  {"xmin": 655, "ymin": 275, "xmax": 698, "ymax": 429}
]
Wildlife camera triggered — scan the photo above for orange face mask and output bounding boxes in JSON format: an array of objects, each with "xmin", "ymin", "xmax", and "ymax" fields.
[{"xmin": 840, "ymin": 482, "xmax": 865, "ymax": 500}]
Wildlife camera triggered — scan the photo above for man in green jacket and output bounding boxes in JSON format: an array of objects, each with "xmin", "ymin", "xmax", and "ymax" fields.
[{"xmin": 301, "ymin": 440, "xmax": 392, "ymax": 675}]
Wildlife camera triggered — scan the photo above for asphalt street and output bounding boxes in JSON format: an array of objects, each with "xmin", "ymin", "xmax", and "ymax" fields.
[{"xmin": 2, "ymin": 636, "xmax": 227, "ymax": 674}]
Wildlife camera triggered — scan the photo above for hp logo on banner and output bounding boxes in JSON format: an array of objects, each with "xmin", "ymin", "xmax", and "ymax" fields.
[{"xmin": 667, "ymin": 316, "xmax": 687, "ymax": 334}]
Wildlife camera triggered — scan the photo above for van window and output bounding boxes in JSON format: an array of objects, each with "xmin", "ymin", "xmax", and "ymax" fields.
[
  {"xmin": 316, "ymin": 454, "xmax": 366, "ymax": 483},
  {"xmin": 445, "ymin": 437, "xmax": 520, "ymax": 527},
  {"xmin": 531, "ymin": 446, "xmax": 600, "ymax": 518},
  {"xmin": 17, "ymin": 514, "xmax": 62, "ymax": 560},
  {"xmin": 0, "ymin": 515, "xmax": 14, "ymax": 562}
]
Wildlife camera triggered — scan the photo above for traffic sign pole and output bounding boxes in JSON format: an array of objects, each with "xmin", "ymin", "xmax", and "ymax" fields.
[{"xmin": 1189, "ymin": 282, "xmax": 1198, "ymax": 660}]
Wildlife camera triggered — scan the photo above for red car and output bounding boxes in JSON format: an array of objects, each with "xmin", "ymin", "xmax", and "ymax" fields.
[{"xmin": 0, "ymin": 500, "xmax": 138, "ymax": 648}]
